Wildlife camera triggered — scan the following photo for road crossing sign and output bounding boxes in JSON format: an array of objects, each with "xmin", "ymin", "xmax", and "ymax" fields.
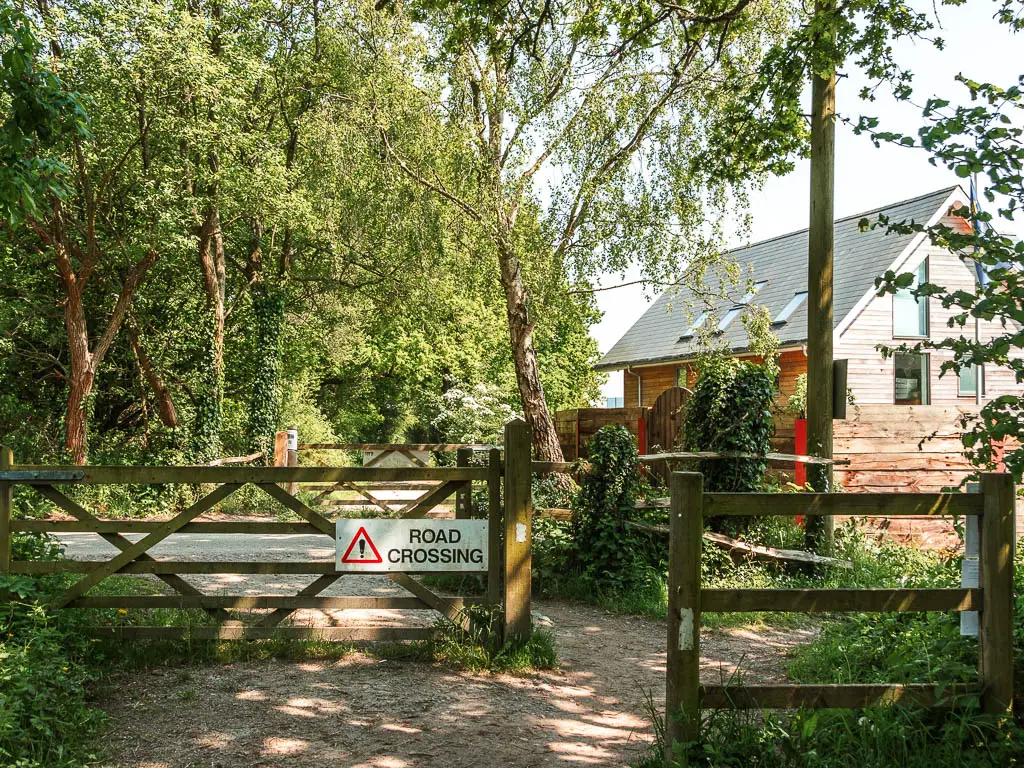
[{"xmin": 335, "ymin": 519, "xmax": 488, "ymax": 573}]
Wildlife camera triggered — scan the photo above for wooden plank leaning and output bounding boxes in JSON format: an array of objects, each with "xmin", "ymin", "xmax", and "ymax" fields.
[{"xmin": 54, "ymin": 483, "xmax": 243, "ymax": 608}]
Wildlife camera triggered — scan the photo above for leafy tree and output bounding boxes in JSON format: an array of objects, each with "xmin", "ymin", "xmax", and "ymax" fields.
[
  {"xmin": 374, "ymin": 0, "xmax": 799, "ymax": 461},
  {"xmin": 0, "ymin": 7, "xmax": 86, "ymax": 225}
]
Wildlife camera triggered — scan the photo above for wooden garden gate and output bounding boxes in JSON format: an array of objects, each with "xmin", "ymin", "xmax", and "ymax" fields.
[{"xmin": 0, "ymin": 421, "xmax": 537, "ymax": 643}]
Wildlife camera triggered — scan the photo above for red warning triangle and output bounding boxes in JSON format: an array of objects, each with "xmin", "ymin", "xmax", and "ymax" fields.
[{"xmin": 341, "ymin": 526, "xmax": 383, "ymax": 564}]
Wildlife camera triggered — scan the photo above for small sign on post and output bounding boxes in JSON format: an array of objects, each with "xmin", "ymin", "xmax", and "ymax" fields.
[
  {"xmin": 335, "ymin": 519, "xmax": 488, "ymax": 573},
  {"xmin": 962, "ymin": 482, "xmax": 980, "ymax": 637}
]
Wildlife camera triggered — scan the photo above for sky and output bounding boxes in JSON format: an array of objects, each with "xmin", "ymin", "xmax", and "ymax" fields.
[{"xmin": 591, "ymin": 1, "xmax": 1023, "ymax": 401}]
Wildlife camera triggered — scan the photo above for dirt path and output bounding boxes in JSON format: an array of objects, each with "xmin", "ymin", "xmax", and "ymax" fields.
[
  {"xmin": 96, "ymin": 601, "xmax": 815, "ymax": 768},
  {"xmin": 56, "ymin": 530, "xmax": 816, "ymax": 766}
]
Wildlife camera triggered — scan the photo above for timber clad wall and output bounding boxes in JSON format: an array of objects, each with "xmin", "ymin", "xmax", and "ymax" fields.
[
  {"xmin": 622, "ymin": 350, "xmax": 808, "ymax": 451},
  {"xmin": 835, "ymin": 215, "xmax": 1022, "ymax": 405},
  {"xmin": 555, "ymin": 408, "xmax": 647, "ymax": 461}
]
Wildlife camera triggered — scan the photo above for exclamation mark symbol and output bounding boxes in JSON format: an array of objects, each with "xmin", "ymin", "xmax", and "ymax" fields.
[{"xmin": 359, "ymin": 539, "xmax": 366, "ymax": 558}]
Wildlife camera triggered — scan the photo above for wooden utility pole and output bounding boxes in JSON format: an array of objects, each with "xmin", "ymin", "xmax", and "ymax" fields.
[{"xmin": 805, "ymin": 0, "xmax": 837, "ymax": 552}]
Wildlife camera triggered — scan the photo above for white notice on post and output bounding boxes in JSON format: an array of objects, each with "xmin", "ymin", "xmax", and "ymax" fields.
[{"xmin": 336, "ymin": 519, "xmax": 488, "ymax": 573}]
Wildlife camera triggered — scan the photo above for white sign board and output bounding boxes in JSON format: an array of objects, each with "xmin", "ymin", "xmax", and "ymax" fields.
[
  {"xmin": 961, "ymin": 509, "xmax": 980, "ymax": 637},
  {"xmin": 335, "ymin": 519, "xmax": 488, "ymax": 573}
]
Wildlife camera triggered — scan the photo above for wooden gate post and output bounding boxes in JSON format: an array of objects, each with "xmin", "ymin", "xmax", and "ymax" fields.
[
  {"xmin": 979, "ymin": 472, "xmax": 1015, "ymax": 715},
  {"xmin": 487, "ymin": 447, "xmax": 503, "ymax": 613},
  {"xmin": 286, "ymin": 427, "xmax": 298, "ymax": 495},
  {"xmin": 665, "ymin": 471, "xmax": 703, "ymax": 759},
  {"xmin": 273, "ymin": 431, "xmax": 288, "ymax": 467},
  {"xmin": 0, "ymin": 446, "xmax": 12, "ymax": 574},
  {"xmin": 503, "ymin": 419, "xmax": 532, "ymax": 641},
  {"xmin": 456, "ymin": 448, "xmax": 473, "ymax": 520}
]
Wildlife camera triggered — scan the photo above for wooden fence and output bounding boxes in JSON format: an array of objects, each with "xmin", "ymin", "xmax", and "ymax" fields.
[
  {"xmin": 0, "ymin": 421, "xmax": 538, "ymax": 643},
  {"xmin": 663, "ymin": 471, "xmax": 1016, "ymax": 757}
]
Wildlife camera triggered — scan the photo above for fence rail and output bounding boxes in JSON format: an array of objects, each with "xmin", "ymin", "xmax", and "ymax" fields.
[{"xmin": 664, "ymin": 471, "xmax": 1015, "ymax": 759}]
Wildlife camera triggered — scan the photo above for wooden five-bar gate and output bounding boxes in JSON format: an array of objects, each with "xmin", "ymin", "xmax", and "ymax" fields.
[
  {"xmin": 663, "ymin": 471, "xmax": 1016, "ymax": 759},
  {"xmin": 0, "ymin": 421, "xmax": 537, "ymax": 643}
]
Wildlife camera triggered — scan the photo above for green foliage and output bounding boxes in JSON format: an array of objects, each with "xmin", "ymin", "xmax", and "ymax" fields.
[
  {"xmin": 862, "ymin": 66, "xmax": 1024, "ymax": 483},
  {"xmin": 424, "ymin": 605, "xmax": 558, "ymax": 673},
  {"xmin": 0, "ymin": 537, "xmax": 103, "ymax": 768},
  {"xmin": 683, "ymin": 357, "xmax": 775, "ymax": 494},
  {"xmin": 0, "ymin": 7, "xmax": 88, "ymax": 224},
  {"xmin": 570, "ymin": 426, "xmax": 658, "ymax": 591}
]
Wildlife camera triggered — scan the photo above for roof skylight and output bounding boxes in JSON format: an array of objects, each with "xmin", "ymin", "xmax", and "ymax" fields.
[
  {"xmin": 678, "ymin": 311, "xmax": 708, "ymax": 340},
  {"xmin": 773, "ymin": 291, "xmax": 808, "ymax": 325}
]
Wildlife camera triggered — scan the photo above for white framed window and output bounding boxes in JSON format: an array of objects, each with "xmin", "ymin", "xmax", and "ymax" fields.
[
  {"xmin": 679, "ymin": 311, "xmax": 708, "ymax": 340},
  {"xmin": 717, "ymin": 307, "xmax": 742, "ymax": 332},
  {"xmin": 894, "ymin": 259, "xmax": 929, "ymax": 337},
  {"xmin": 774, "ymin": 291, "xmax": 808, "ymax": 324},
  {"xmin": 958, "ymin": 363, "xmax": 983, "ymax": 397},
  {"xmin": 895, "ymin": 352, "xmax": 930, "ymax": 405}
]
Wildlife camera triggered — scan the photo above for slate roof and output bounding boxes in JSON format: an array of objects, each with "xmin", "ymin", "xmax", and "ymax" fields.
[{"xmin": 596, "ymin": 186, "xmax": 963, "ymax": 371}]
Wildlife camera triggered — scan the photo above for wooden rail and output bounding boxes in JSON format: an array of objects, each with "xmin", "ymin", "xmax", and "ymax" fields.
[{"xmin": 663, "ymin": 471, "xmax": 1015, "ymax": 760}]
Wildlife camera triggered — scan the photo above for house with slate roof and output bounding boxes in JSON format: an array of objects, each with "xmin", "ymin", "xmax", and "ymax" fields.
[{"xmin": 596, "ymin": 186, "xmax": 1019, "ymax": 425}]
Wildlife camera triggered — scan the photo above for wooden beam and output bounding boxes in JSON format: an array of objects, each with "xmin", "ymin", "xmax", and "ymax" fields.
[
  {"xmin": 701, "ymin": 588, "xmax": 982, "ymax": 613},
  {"xmin": 701, "ymin": 683, "xmax": 974, "ymax": 710},
  {"xmin": 53, "ymin": 483, "xmax": 243, "ymax": 608},
  {"xmin": 14, "ymin": 561, "xmax": 482, "ymax": 575},
  {"xmin": 86, "ymin": 626, "xmax": 434, "ymax": 642},
  {"xmin": 388, "ymin": 573, "xmax": 465, "ymax": 625},
  {"xmin": 702, "ymin": 492, "xmax": 981, "ymax": 518},
  {"xmin": 255, "ymin": 483, "xmax": 336, "ymax": 536},
  {"xmin": 504, "ymin": 419, "xmax": 532, "ymax": 641},
  {"xmin": 1, "ymin": 466, "xmax": 488, "ymax": 484},
  {"xmin": 32, "ymin": 485, "xmax": 237, "ymax": 622},
  {"xmin": 66, "ymin": 595, "xmax": 482, "ymax": 610},
  {"xmin": 665, "ymin": 471, "xmax": 703, "ymax": 758},
  {"xmin": 399, "ymin": 481, "xmax": 463, "ymax": 520},
  {"xmin": 639, "ymin": 452, "xmax": 846, "ymax": 466},
  {"xmin": 455, "ymin": 448, "xmax": 473, "ymax": 520},
  {"xmin": 13, "ymin": 519, "xmax": 329, "ymax": 535},
  {"xmin": 979, "ymin": 472, "xmax": 1015, "ymax": 715},
  {"xmin": 257, "ymin": 574, "xmax": 341, "ymax": 627},
  {"xmin": 487, "ymin": 448, "xmax": 503, "ymax": 610},
  {"xmin": 298, "ymin": 444, "xmax": 496, "ymax": 451}
]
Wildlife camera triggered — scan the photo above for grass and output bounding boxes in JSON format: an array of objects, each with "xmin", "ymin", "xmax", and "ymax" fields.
[{"xmin": 628, "ymin": 539, "xmax": 1024, "ymax": 767}]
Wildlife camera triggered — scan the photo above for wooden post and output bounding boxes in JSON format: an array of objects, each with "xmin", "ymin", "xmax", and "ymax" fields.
[
  {"xmin": 665, "ymin": 471, "xmax": 703, "ymax": 759},
  {"xmin": 456, "ymin": 448, "xmax": 473, "ymax": 520},
  {"xmin": 979, "ymin": 472, "xmax": 1015, "ymax": 715},
  {"xmin": 804, "ymin": 0, "xmax": 836, "ymax": 552},
  {"xmin": 0, "ymin": 446, "xmax": 12, "ymax": 574},
  {"xmin": 286, "ymin": 427, "xmax": 298, "ymax": 495},
  {"xmin": 503, "ymin": 419, "xmax": 532, "ymax": 641},
  {"xmin": 487, "ymin": 447, "xmax": 503, "ymax": 615},
  {"xmin": 273, "ymin": 431, "xmax": 288, "ymax": 467}
]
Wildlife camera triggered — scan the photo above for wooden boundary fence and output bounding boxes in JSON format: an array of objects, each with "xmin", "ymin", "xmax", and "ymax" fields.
[
  {"xmin": 663, "ymin": 471, "xmax": 1016, "ymax": 758},
  {"xmin": 0, "ymin": 420, "xmax": 538, "ymax": 644}
]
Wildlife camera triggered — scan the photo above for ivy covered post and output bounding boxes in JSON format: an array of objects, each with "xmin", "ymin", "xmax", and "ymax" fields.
[{"xmin": 246, "ymin": 282, "xmax": 286, "ymax": 460}]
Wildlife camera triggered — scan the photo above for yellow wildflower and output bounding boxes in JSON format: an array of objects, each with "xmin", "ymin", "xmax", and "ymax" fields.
[{"xmin": 117, "ymin": 609, "xmax": 128, "ymax": 615}]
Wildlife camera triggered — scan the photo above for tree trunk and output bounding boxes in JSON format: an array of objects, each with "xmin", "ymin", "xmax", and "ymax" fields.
[
  {"xmin": 62, "ymin": 270, "xmax": 93, "ymax": 464},
  {"xmin": 497, "ymin": 242, "xmax": 564, "ymax": 463},
  {"xmin": 194, "ymin": 203, "xmax": 226, "ymax": 460},
  {"xmin": 128, "ymin": 324, "xmax": 179, "ymax": 428}
]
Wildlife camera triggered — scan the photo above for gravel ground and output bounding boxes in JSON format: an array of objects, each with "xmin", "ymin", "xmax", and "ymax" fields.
[{"xmin": 57, "ymin": 529, "xmax": 816, "ymax": 767}]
